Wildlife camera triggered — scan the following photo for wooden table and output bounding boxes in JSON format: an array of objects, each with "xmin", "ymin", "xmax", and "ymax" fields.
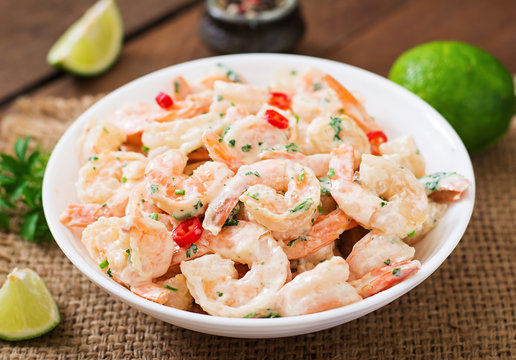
[{"xmin": 1, "ymin": 0, "xmax": 516, "ymax": 111}]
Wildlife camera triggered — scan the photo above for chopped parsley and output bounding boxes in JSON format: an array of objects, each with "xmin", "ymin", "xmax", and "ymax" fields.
[
  {"xmin": 219, "ymin": 112, "xmax": 224, "ymax": 118},
  {"xmin": 223, "ymin": 202, "xmax": 241, "ymax": 227},
  {"xmin": 329, "ymin": 116, "xmax": 342, "ymax": 141},
  {"xmin": 299, "ymin": 168, "xmax": 305, "ymax": 182},
  {"xmin": 289, "ymin": 198, "xmax": 314, "ymax": 213},
  {"xmin": 103, "ymin": 127, "xmax": 109, "ymax": 134},
  {"xmin": 258, "ymin": 142, "xmax": 263, "ymax": 146},
  {"xmin": 243, "ymin": 312, "xmax": 256, "ymax": 318},
  {"xmin": 216, "ymin": 291, "xmax": 223, "ymax": 297},
  {"xmin": 174, "ymin": 80, "xmax": 180, "ymax": 93},
  {"xmin": 226, "ymin": 69, "xmax": 241, "ymax": 82},
  {"xmin": 186, "ymin": 243, "xmax": 198, "ymax": 258},
  {"xmin": 150, "ymin": 213, "xmax": 159, "ymax": 221},
  {"xmin": 416, "ymin": 149, "xmax": 420, "ymax": 155},
  {"xmin": 101, "ymin": 203, "xmax": 107, "ymax": 208},
  {"xmin": 317, "ymin": 204, "xmax": 322, "ymax": 214},
  {"xmin": 380, "ymin": 201, "xmax": 387, "ymax": 207},
  {"xmin": 266, "ymin": 312, "xmax": 280, "ymax": 318},
  {"xmin": 193, "ymin": 200, "xmax": 203, "ymax": 210},
  {"xmin": 384, "ymin": 259, "xmax": 391, "ymax": 266},
  {"xmin": 285, "ymin": 142, "xmax": 300, "ymax": 152},
  {"xmin": 327, "ymin": 168, "xmax": 336, "ymax": 178},
  {"xmin": 228, "ymin": 139, "xmax": 236, "ymax": 147},
  {"xmin": 216, "ymin": 94, "xmax": 224, "ymax": 101},
  {"xmin": 150, "ymin": 184, "xmax": 159, "ymax": 194},
  {"xmin": 107, "ymin": 268, "xmax": 112, "ymax": 277},
  {"xmin": 241, "ymin": 144, "xmax": 252, "ymax": 152},
  {"xmin": 247, "ymin": 192, "xmax": 260, "ymax": 200},
  {"xmin": 221, "ymin": 125, "xmax": 230, "ymax": 139},
  {"xmin": 174, "ymin": 189, "xmax": 185, "ymax": 195},
  {"xmin": 245, "ymin": 171, "xmax": 260, "ymax": 177},
  {"xmin": 392, "ymin": 268, "xmax": 402, "ymax": 277},
  {"xmin": 142, "ymin": 145, "xmax": 149, "ymax": 152},
  {"xmin": 290, "ymin": 69, "xmax": 297, "ymax": 75},
  {"xmin": 418, "ymin": 172, "xmax": 454, "ymax": 193},
  {"xmin": 88, "ymin": 155, "xmax": 99, "ymax": 161},
  {"xmin": 287, "ymin": 239, "xmax": 297, "ymax": 247},
  {"xmin": 313, "ymin": 82, "xmax": 322, "ymax": 91},
  {"xmin": 407, "ymin": 230, "xmax": 416, "ymax": 238},
  {"xmin": 294, "ymin": 114, "xmax": 299, "ymax": 124},
  {"xmin": 165, "ymin": 284, "xmax": 179, "ymax": 291},
  {"xmin": 99, "ymin": 260, "xmax": 109, "ymax": 269}
]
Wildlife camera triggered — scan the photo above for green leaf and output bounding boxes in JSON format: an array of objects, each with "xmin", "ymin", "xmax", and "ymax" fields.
[
  {"xmin": 0, "ymin": 211, "xmax": 10, "ymax": 231},
  {"xmin": 20, "ymin": 211, "xmax": 39, "ymax": 242},
  {"xmin": 14, "ymin": 136, "xmax": 30, "ymax": 162}
]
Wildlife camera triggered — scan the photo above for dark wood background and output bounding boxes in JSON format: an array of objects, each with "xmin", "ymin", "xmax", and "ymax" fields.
[{"xmin": 1, "ymin": 0, "xmax": 515, "ymax": 113}]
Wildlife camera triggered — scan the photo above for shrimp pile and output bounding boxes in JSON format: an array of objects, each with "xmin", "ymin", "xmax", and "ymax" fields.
[{"xmin": 60, "ymin": 65, "xmax": 471, "ymax": 317}]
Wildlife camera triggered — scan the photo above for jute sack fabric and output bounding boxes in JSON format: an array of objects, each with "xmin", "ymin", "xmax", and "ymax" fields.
[{"xmin": 0, "ymin": 96, "xmax": 514, "ymax": 359}]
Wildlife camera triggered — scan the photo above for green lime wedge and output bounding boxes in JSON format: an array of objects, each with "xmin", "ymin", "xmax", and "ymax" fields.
[
  {"xmin": 0, "ymin": 268, "xmax": 60, "ymax": 341},
  {"xmin": 47, "ymin": 0, "xmax": 123, "ymax": 77}
]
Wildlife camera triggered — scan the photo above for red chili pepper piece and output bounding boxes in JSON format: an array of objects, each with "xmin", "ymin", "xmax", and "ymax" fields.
[
  {"xmin": 155, "ymin": 91, "xmax": 174, "ymax": 110},
  {"xmin": 367, "ymin": 130, "xmax": 388, "ymax": 155},
  {"xmin": 268, "ymin": 92, "xmax": 291, "ymax": 110},
  {"xmin": 264, "ymin": 109, "xmax": 289, "ymax": 129},
  {"xmin": 172, "ymin": 217, "xmax": 203, "ymax": 248}
]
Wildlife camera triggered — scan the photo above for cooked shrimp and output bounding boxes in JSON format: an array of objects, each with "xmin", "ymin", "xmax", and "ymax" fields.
[
  {"xmin": 180, "ymin": 221, "xmax": 290, "ymax": 317},
  {"xmin": 142, "ymin": 112, "xmax": 228, "ymax": 154},
  {"xmin": 418, "ymin": 172, "xmax": 471, "ymax": 201},
  {"xmin": 404, "ymin": 200, "xmax": 447, "ymax": 245},
  {"xmin": 200, "ymin": 63, "xmax": 246, "ymax": 90},
  {"xmin": 324, "ymin": 74, "xmax": 381, "ymax": 134},
  {"xmin": 154, "ymin": 274, "xmax": 194, "ymax": 310},
  {"xmin": 305, "ymin": 114, "xmax": 370, "ymax": 167},
  {"xmin": 60, "ymin": 203, "xmax": 112, "ymax": 227},
  {"xmin": 330, "ymin": 144, "xmax": 428, "ymax": 237},
  {"xmin": 346, "ymin": 231, "xmax": 415, "ymax": 280},
  {"xmin": 144, "ymin": 149, "xmax": 233, "ymax": 219},
  {"xmin": 125, "ymin": 183, "xmax": 174, "ymax": 231},
  {"xmin": 275, "ymin": 257, "xmax": 361, "ymax": 316},
  {"xmin": 209, "ymin": 81, "xmax": 268, "ymax": 115},
  {"xmin": 290, "ymin": 243, "xmax": 336, "ymax": 275},
  {"xmin": 78, "ymin": 118, "xmax": 126, "ymax": 163},
  {"xmin": 350, "ymin": 260, "xmax": 421, "ymax": 298},
  {"xmin": 281, "ymin": 209, "xmax": 357, "ymax": 260},
  {"xmin": 259, "ymin": 150, "xmax": 330, "ymax": 178},
  {"xmin": 171, "ymin": 75, "xmax": 193, "ymax": 101},
  {"xmin": 205, "ymin": 106, "xmax": 296, "ymax": 167},
  {"xmin": 203, "ymin": 159, "xmax": 320, "ymax": 237},
  {"xmin": 76, "ymin": 151, "xmax": 148, "ymax": 214},
  {"xmin": 379, "ymin": 136, "xmax": 426, "ymax": 177},
  {"xmin": 82, "ymin": 215, "xmax": 174, "ymax": 304},
  {"xmin": 202, "ymin": 132, "xmax": 244, "ymax": 172}
]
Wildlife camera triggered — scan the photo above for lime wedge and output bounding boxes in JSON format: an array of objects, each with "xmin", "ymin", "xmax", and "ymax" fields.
[
  {"xmin": 47, "ymin": 0, "xmax": 123, "ymax": 76},
  {"xmin": 0, "ymin": 268, "xmax": 60, "ymax": 341}
]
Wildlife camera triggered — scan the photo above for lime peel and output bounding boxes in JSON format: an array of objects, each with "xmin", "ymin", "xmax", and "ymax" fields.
[
  {"xmin": 0, "ymin": 268, "xmax": 60, "ymax": 341},
  {"xmin": 47, "ymin": 0, "xmax": 123, "ymax": 77}
]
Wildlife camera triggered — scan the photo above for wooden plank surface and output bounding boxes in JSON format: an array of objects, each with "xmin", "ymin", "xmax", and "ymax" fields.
[
  {"xmin": 3, "ymin": 0, "xmax": 516, "ymax": 103},
  {"xmin": 0, "ymin": 0, "xmax": 198, "ymax": 102}
]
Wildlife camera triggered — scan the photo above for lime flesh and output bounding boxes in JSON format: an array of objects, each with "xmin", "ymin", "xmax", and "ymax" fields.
[
  {"xmin": 47, "ymin": 0, "xmax": 123, "ymax": 77},
  {"xmin": 0, "ymin": 268, "xmax": 60, "ymax": 341},
  {"xmin": 389, "ymin": 41, "xmax": 515, "ymax": 154}
]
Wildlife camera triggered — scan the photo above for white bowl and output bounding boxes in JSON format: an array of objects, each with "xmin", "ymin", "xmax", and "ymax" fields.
[{"xmin": 42, "ymin": 54, "xmax": 475, "ymax": 338}]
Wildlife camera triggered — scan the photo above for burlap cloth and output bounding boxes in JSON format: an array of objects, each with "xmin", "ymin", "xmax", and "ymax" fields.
[{"xmin": 0, "ymin": 96, "xmax": 514, "ymax": 360}]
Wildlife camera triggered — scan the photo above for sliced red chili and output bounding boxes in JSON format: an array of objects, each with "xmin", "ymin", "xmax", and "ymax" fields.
[
  {"xmin": 172, "ymin": 217, "xmax": 203, "ymax": 248},
  {"xmin": 367, "ymin": 130, "xmax": 388, "ymax": 155},
  {"xmin": 264, "ymin": 109, "xmax": 289, "ymax": 129},
  {"xmin": 268, "ymin": 92, "xmax": 291, "ymax": 110},
  {"xmin": 155, "ymin": 91, "xmax": 174, "ymax": 110}
]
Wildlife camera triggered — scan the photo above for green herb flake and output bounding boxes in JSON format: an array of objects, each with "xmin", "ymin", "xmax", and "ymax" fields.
[
  {"xmin": 243, "ymin": 312, "xmax": 256, "ymax": 318},
  {"xmin": 107, "ymin": 268, "xmax": 113, "ymax": 277},
  {"xmin": 384, "ymin": 259, "xmax": 391, "ymax": 266},
  {"xmin": 99, "ymin": 260, "xmax": 109, "ymax": 269},
  {"xmin": 317, "ymin": 204, "xmax": 322, "ymax": 214},
  {"xmin": 175, "ymin": 189, "xmax": 185, "ymax": 195},
  {"xmin": 266, "ymin": 312, "xmax": 280, "ymax": 318},
  {"xmin": 216, "ymin": 94, "xmax": 224, "ymax": 101},
  {"xmin": 392, "ymin": 268, "xmax": 402, "ymax": 277},
  {"xmin": 216, "ymin": 291, "xmax": 223, "ymax": 297},
  {"xmin": 101, "ymin": 203, "xmax": 107, "ymax": 208},
  {"xmin": 318, "ymin": 177, "xmax": 331, "ymax": 195},
  {"xmin": 247, "ymin": 192, "xmax": 260, "ymax": 201},
  {"xmin": 226, "ymin": 70, "xmax": 241, "ymax": 83},
  {"xmin": 231, "ymin": 101, "xmax": 235, "ymax": 107},
  {"xmin": 380, "ymin": 201, "xmax": 387, "ymax": 207},
  {"xmin": 150, "ymin": 213, "xmax": 159, "ymax": 221},
  {"xmin": 260, "ymin": 262, "xmax": 265, "ymax": 265},
  {"xmin": 327, "ymin": 168, "xmax": 336, "ymax": 178},
  {"xmin": 287, "ymin": 239, "xmax": 297, "ymax": 247},
  {"xmin": 329, "ymin": 116, "xmax": 342, "ymax": 141},
  {"xmin": 174, "ymin": 81, "xmax": 180, "ymax": 93},
  {"xmin": 407, "ymin": 230, "xmax": 416, "ymax": 238},
  {"xmin": 142, "ymin": 145, "xmax": 149, "ymax": 152},
  {"xmin": 258, "ymin": 141, "xmax": 263, "ymax": 146},
  {"xmin": 228, "ymin": 139, "xmax": 236, "ymax": 147},
  {"xmin": 165, "ymin": 284, "xmax": 179, "ymax": 292},
  {"xmin": 223, "ymin": 202, "xmax": 241, "ymax": 227},
  {"xmin": 125, "ymin": 249, "xmax": 131, "ymax": 255},
  {"xmin": 193, "ymin": 200, "xmax": 203, "ymax": 210},
  {"xmin": 290, "ymin": 69, "xmax": 297, "ymax": 75},
  {"xmin": 299, "ymin": 168, "xmax": 305, "ymax": 182},
  {"xmin": 121, "ymin": 176, "xmax": 127, "ymax": 183},
  {"xmin": 313, "ymin": 82, "xmax": 322, "ymax": 91},
  {"xmin": 289, "ymin": 198, "xmax": 314, "ymax": 213},
  {"xmin": 285, "ymin": 142, "xmax": 300, "ymax": 152},
  {"xmin": 221, "ymin": 125, "xmax": 230, "ymax": 139},
  {"xmin": 186, "ymin": 243, "xmax": 198, "ymax": 258},
  {"xmin": 241, "ymin": 144, "xmax": 252, "ymax": 152}
]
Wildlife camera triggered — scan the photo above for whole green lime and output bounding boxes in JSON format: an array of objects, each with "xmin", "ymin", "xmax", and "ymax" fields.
[{"xmin": 389, "ymin": 41, "xmax": 515, "ymax": 154}]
